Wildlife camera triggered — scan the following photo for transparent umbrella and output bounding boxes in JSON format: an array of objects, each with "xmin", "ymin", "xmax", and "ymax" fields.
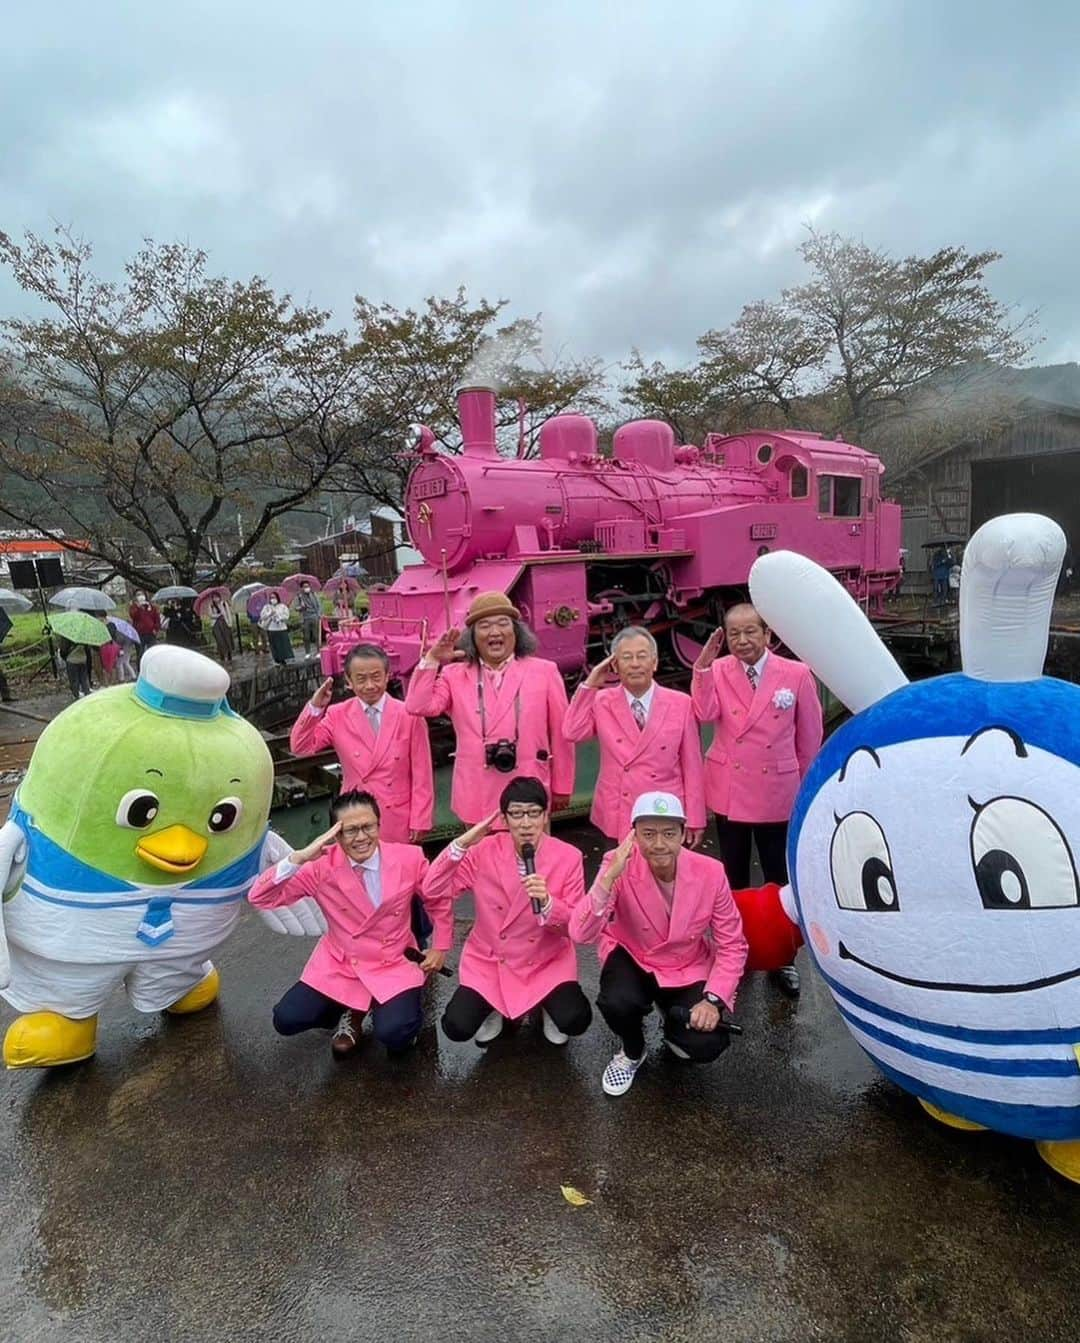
[
  {"xmin": 153, "ymin": 585, "xmax": 199, "ymax": 602},
  {"xmin": 0, "ymin": 590, "xmax": 33, "ymax": 613},
  {"xmin": 49, "ymin": 587, "xmax": 116, "ymax": 612}
]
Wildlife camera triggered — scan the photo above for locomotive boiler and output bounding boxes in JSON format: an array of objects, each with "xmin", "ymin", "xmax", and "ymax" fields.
[{"xmin": 330, "ymin": 383, "xmax": 902, "ymax": 681}]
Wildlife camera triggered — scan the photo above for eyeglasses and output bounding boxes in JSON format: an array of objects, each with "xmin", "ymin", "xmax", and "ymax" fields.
[
  {"xmin": 340, "ymin": 823, "xmax": 379, "ymax": 840},
  {"xmin": 505, "ymin": 807, "xmax": 545, "ymax": 821}
]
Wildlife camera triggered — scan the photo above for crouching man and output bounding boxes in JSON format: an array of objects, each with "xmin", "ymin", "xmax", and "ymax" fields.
[
  {"xmin": 423, "ymin": 776, "xmax": 592, "ymax": 1047},
  {"xmin": 248, "ymin": 789, "xmax": 451, "ymax": 1060},
  {"xmin": 570, "ymin": 792, "xmax": 747, "ymax": 1096}
]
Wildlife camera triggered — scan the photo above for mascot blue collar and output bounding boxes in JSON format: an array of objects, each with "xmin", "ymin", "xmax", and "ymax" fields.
[{"xmin": 10, "ymin": 800, "xmax": 264, "ymax": 947}]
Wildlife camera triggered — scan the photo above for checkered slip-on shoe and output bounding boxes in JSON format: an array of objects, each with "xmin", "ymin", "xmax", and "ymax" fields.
[{"xmin": 602, "ymin": 1050, "xmax": 645, "ymax": 1096}]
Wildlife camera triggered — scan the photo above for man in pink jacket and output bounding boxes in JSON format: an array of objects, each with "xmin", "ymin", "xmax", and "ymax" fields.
[
  {"xmin": 571, "ymin": 792, "xmax": 747, "ymax": 1097},
  {"xmin": 691, "ymin": 603, "xmax": 823, "ymax": 996},
  {"xmin": 248, "ymin": 790, "xmax": 451, "ymax": 1060},
  {"xmin": 405, "ymin": 592, "xmax": 575, "ymax": 823},
  {"xmin": 563, "ymin": 626, "xmax": 705, "ymax": 846},
  {"xmin": 290, "ymin": 643, "xmax": 434, "ymax": 843},
  {"xmin": 423, "ymin": 776, "xmax": 591, "ymax": 1047}
]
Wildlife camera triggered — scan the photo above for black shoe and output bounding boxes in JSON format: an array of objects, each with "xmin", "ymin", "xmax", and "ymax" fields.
[{"xmin": 771, "ymin": 964, "xmax": 801, "ymax": 997}]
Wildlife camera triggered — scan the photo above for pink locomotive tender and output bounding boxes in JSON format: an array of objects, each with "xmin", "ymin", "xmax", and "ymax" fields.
[{"xmin": 324, "ymin": 383, "xmax": 902, "ymax": 681}]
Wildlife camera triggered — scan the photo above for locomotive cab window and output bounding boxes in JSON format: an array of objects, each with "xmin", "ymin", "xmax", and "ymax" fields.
[
  {"xmin": 790, "ymin": 464, "xmax": 809, "ymax": 499},
  {"xmin": 819, "ymin": 474, "xmax": 862, "ymax": 517}
]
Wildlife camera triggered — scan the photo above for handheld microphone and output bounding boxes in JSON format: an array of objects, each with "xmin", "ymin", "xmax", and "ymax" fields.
[
  {"xmin": 668, "ymin": 1003, "xmax": 743, "ymax": 1035},
  {"xmin": 403, "ymin": 945, "xmax": 453, "ymax": 978},
  {"xmin": 522, "ymin": 842, "xmax": 541, "ymax": 915}
]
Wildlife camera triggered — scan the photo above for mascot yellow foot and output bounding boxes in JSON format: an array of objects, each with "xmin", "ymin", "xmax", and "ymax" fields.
[
  {"xmin": 1036, "ymin": 1140, "xmax": 1080, "ymax": 1184},
  {"xmin": 165, "ymin": 967, "xmax": 220, "ymax": 1016},
  {"xmin": 4, "ymin": 1012, "xmax": 99, "ymax": 1069},
  {"xmin": 918, "ymin": 1098, "xmax": 987, "ymax": 1131}
]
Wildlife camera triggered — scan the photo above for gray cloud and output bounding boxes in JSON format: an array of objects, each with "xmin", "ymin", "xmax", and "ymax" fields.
[{"xmin": 2, "ymin": 0, "xmax": 1078, "ymax": 383}]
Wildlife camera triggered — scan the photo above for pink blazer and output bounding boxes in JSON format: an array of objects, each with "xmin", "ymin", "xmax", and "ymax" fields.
[
  {"xmin": 570, "ymin": 845, "xmax": 748, "ymax": 1007},
  {"xmin": 422, "ymin": 832, "xmax": 585, "ymax": 1019},
  {"xmin": 563, "ymin": 683, "xmax": 706, "ymax": 838},
  {"xmin": 248, "ymin": 841, "xmax": 452, "ymax": 1012},
  {"xmin": 405, "ymin": 657, "xmax": 575, "ymax": 823},
  {"xmin": 691, "ymin": 652, "xmax": 823, "ymax": 823},
  {"xmin": 289, "ymin": 696, "xmax": 434, "ymax": 841}
]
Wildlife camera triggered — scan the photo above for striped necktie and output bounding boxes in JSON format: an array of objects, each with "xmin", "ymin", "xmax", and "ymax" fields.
[{"xmin": 631, "ymin": 698, "xmax": 647, "ymax": 731}]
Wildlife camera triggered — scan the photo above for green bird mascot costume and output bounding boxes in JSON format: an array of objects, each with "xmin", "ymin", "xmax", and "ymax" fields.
[{"xmin": 0, "ymin": 645, "xmax": 294, "ymax": 1068}]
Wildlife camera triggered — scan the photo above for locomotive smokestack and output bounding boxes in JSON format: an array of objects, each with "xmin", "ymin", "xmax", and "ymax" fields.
[{"xmin": 456, "ymin": 382, "xmax": 499, "ymax": 459}]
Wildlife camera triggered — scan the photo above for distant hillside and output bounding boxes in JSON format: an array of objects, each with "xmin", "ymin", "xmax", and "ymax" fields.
[{"xmin": 1006, "ymin": 362, "xmax": 1080, "ymax": 409}]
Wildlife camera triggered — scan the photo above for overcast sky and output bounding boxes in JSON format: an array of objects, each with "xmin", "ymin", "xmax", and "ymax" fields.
[{"xmin": 3, "ymin": 1, "xmax": 1078, "ymax": 378}]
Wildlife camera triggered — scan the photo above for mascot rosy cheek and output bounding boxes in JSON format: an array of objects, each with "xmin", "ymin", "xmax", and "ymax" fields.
[{"xmin": 747, "ymin": 513, "xmax": 1080, "ymax": 1185}]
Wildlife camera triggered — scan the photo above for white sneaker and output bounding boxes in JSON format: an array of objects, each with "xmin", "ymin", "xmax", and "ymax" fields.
[
  {"xmin": 602, "ymin": 1050, "xmax": 645, "ymax": 1096},
  {"xmin": 541, "ymin": 1009, "xmax": 569, "ymax": 1046},
  {"xmin": 475, "ymin": 1011, "xmax": 504, "ymax": 1045}
]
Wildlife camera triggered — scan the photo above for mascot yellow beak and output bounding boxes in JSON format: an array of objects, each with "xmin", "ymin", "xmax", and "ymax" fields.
[{"xmin": 135, "ymin": 824, "xmax": 209, "ymax": 875}]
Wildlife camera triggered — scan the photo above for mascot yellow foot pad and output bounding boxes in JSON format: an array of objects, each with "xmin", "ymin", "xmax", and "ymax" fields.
[
  {"xmin": 1036, "ymin": 1140, "xmax": 1080, "ymax": 1184},
  {"xmin": 918, "ymin": 1098, "xmax": 988, "ymax": 1131},
  {"xmin": 165, "ymin": 967, "xmax": 220, "ymax": 1015},
  {"xmin": 4, "ymin": 1012, "xmax": 98, "ymax": 1069}
]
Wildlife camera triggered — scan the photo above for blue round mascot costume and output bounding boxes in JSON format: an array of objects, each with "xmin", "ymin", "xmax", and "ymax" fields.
[{"xmin": 749, "ymin": 513, "xmax": 1080, "ymax": 1182}]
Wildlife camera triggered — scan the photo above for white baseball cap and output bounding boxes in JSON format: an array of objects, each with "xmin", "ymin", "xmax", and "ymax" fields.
[{"xmin": 630, "ymin": 792, "xmax": 686, "ymax": 824}]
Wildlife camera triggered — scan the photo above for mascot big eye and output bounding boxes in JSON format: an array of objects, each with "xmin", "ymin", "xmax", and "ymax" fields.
[{"xmin": 749, "ymin": 513, "xmax": 1080, "ymax": 1183}]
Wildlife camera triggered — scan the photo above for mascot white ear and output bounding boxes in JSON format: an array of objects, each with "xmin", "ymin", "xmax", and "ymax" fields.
[
  {"xmin": 960, "ymin": 513, "xmax": 1065, "ymax": 683},
  {"xmin": 749, "ymin": 551, "xmax": 908, "ymax": 713}
]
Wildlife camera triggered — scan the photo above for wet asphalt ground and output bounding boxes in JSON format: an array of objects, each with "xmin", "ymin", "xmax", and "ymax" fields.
[{"xmin": 2, "ymin": 822, "xmax": 1080, "ymax": 1343}]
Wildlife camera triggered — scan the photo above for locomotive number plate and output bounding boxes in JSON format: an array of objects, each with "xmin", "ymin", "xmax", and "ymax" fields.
[
  {"xmin": 414, "ymin": 478, "xmax": 447, "ymax": 500},
  {"xmin": 750, "ymin": 523, "xmax": 777, "ymax": 540}
]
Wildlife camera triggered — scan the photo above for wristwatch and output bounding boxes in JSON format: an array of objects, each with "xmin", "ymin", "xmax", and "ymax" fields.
[{"xmin": 703, "ymin": 992, "xmax": 722, "ymax": 1009}]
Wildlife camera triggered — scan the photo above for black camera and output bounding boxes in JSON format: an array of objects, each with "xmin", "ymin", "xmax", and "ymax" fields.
[{"xmin": 485, "ymin": 739, "xmax": 518, "ymax": 773}]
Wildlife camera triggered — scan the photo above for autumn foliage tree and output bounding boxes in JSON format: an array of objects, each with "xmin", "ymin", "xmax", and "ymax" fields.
[
  {"xmin": 624, "ymin": 231, "xmax": 1037, "ymax": 461},
  {"xmin": 0, "ymin": 229, "xmax": 377, "ymax": 586}
]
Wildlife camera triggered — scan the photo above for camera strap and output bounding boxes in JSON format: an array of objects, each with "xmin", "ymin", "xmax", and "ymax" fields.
[{"xmin": 476, "ymin": 669, "xmax": 521, "ymax": 743}]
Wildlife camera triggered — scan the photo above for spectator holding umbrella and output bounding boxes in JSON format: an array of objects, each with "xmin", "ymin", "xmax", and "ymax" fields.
[
  {"xmin": 259, "ymin": 590, "xmax": 295, "ymax": 664},
  {"xmin": 204, "ymin": 591, "xmax": 235, "ymax": 665},
  {"xmin": 107, "ymin": 618, "xmax": 138, "ymax": 682},
  {"xmin": 331, "ymin": 587, "xmax": 355, "ymax": 625}
]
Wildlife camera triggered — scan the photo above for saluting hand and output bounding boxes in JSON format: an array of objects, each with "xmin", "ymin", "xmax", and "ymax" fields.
[
  {"xmin": 288, "ymin": 821, "xmax": 341, "ymax": 866},
  {"xmin": 604, "ymin": 830, "xmax": 637, "ymax": 884},
  {"xmin": 311, "ymin": 677, "xmax": 334, "ymax": 710},
  {"xmin": 693, "ymin": 626, "xmax": 725, "ymax": 670},
  {"xmin": 457, "ymin": 810, "xmax": 500, "ymax": 850},
  {"xmin": 424, "ymin": 627, "xmax": 466, "ymax": 665},
  {"xmin": 583, "ymin": 654, "xmax": 616, "ymax": 689}
]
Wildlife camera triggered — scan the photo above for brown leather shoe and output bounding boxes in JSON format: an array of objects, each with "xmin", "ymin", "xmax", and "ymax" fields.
[{"xmin": 331, "ymin": 1010, "xmax": 359, "ymax": 1059}]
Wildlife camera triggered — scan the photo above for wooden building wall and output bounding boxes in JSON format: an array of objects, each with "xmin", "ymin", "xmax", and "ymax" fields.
[{"xmin": 886, "ymin": 406, "xmax": 1080, "ymax": 574}]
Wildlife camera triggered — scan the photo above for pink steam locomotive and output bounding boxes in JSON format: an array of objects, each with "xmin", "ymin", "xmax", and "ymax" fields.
[{"xmin": 324, "ymin": 383, "xmax": 902, "ymax": 681}]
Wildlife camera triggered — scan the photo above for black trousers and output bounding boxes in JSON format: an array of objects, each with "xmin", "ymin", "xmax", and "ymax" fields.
[
  {"xmin": 714, "ymin": 815, "xmax": 788, "ymax": 891},
  {"xmin": 442, "ymin": 980, "xmax": 592, "ymax": 1042},
  {"xmin": 272, "ymin": 981, "xmax": 423, "ymax": 1053},
  {"xmin": 596, "ymin": 946, "xmax": 731, "ymax": 1063}
]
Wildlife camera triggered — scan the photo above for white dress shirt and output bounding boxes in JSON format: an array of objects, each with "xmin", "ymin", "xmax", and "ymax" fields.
[
  {"xmin": 275, "ymin": 845, "xmax": 383, "ymax": 905},
  {"xmin": 624, "ymin": 681, "xmax": 656, "ymax": 717}
]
